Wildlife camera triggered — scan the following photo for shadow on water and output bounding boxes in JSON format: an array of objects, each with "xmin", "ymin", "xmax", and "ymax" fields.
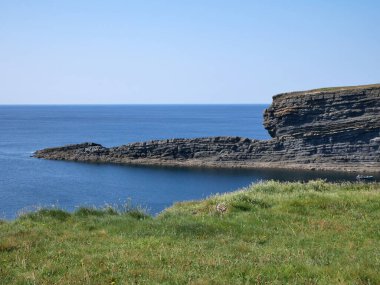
[{"xmin": 122, "ymin": 162, "xmax": 374, "ymax": 183}]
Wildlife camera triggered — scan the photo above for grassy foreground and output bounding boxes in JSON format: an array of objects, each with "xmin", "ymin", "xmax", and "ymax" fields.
[{"xmin": 1, "ymin": 181, "xmax": 380, "ymax": 285}]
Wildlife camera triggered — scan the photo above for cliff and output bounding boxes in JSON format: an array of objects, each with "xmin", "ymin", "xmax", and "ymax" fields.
[
  {"xmin": 34, "ymin": 84, "xmax": 380, "ymax": 172},
  {"xmin": 264, "ymin": 84, "xmax": 380, "ymax": 142}
]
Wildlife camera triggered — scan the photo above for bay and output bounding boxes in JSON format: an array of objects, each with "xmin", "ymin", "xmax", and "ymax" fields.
[{"xmin": 0, "ymin": 105, "xmax": 372, "ymax": 219}]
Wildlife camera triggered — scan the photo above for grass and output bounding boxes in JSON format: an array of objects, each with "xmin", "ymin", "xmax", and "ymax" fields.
[
  {"xmin": 1, "ymin": 180, "xmax": 380, "ymax": 284},
  {"xmin": 305, "ymin": 83, "xmax": 380, "ymax": 93},
  {"xmin": 276, "ymin": 83, "xmax": 380, "ymax": 97}
]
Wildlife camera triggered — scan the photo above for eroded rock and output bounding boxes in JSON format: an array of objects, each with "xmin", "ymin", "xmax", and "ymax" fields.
[{"xmin": 34, "ymin": 84, "xmax": 380, "ymax": 172}]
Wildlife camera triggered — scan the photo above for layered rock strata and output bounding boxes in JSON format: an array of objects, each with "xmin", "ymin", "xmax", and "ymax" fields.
[{"xmin": 34, "ymin": 84, "xmax": 380, "ymax": 172}]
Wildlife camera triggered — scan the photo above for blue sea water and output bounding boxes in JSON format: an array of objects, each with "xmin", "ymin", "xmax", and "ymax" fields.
[{"xmin": 0, "ymin": 105, "xmax": 372, "ymax": 219}]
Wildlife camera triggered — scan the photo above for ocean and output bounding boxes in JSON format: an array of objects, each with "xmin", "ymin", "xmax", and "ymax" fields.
[{"xmin": 0, "ymin": 105, "xmax": 369, "ymax": 219}]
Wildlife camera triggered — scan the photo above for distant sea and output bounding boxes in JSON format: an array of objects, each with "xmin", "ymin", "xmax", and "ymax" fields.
[{"xmin": 0, "ymin": 105, "xmax": 372, "ymax": 219}]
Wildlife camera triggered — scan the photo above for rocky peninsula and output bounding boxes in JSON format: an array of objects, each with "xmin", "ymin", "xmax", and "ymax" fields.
[{"xmin": 34, "ymin": 84, "xmax": 380, "ymax": 172}]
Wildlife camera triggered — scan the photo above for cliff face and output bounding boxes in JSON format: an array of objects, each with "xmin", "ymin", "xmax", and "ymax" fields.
[
  {"xmin": 264, "ymin": 84, "xmax": 380, "ymax": 142},
  {"xmin": 34, "ymin": 84, "xmax": 380, "ymax": 172}
]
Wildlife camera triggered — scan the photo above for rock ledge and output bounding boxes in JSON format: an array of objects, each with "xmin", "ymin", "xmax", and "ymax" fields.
[{"xmin": 34, "ymin": 84, "xmax": 380, "ymax": 172}]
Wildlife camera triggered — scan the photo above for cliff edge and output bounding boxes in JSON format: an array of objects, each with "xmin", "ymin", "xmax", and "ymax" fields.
[
  {"xmin": 34, "ymin": 84, "xmax": 380, "ymax": 172},
  {"xmin": 264, "ymin": 83, "xmax": 380, "ymax": 141}
]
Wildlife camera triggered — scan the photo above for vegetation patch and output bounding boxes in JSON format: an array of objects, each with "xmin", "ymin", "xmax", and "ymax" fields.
[{"xmin": 1, "ymin": 180, "xmax": 380, "ymax": 284}]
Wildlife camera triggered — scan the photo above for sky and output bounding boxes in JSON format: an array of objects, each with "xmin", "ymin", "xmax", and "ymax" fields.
[{"xmin": 0, "ymin": 0, "xmax": 379, "ymax": 104}]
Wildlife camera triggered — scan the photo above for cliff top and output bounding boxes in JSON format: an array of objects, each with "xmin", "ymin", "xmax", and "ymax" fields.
[{"xmin": 273, "ymin": 83, "xmax": 380, "ymax": 99}]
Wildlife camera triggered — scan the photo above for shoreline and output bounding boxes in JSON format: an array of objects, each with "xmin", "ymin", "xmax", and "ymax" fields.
[
  {"xmin": 33, "ymin": 135, "xmax": 380, "ymax": 174},
  {"xmin": 37, "ymin": 155, "xmax": 380, "ymax": 174},
  {"xmin": 33, "ymin": 84, "xmax": 380, "ymax": 173},
  {"xmin": 3, "ymin": 180, "xmax": 380, "ymax": 221}
]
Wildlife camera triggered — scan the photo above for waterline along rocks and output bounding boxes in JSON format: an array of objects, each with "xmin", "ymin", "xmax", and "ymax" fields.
[{"xmin": 34, "ymin": 84, "xmax": 380, "ymax": 172}]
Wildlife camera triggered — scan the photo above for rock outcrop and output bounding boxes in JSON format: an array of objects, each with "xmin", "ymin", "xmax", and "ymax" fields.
[
  {"xmin": 264, "ymin": 84, "xmax": 380, "ymax": 142},
  {"xmin": 34, "ymin": 84, "xmax": 380, "ymax": 172}
]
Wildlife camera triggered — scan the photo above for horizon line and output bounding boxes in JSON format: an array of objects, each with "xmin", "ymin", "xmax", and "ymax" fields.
[{"xmin": 0, "ymin": 102, "xmax": 271, "ymax": 106}]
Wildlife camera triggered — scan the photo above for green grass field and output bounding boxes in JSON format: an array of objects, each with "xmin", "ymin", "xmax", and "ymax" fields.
[{"xmin": 1, "ymin": 180, "xmax": 380, "ymax": 284}]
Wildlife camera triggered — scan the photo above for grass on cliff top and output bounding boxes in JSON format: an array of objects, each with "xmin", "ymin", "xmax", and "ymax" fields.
[
  {"xmin": 276, "ymin": 83, "xmax": 380, "ymax": 97},
  {"xmin": 306, "ymin": 83, "xmax": 380, "ymax": 92},
  {"xmin": 1, "ymin": 180, "xmax": 380, "ymax": 285}
]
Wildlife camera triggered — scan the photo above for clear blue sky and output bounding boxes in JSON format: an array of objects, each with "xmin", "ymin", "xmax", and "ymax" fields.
[{"xmin": 1, "ymin": 0, "xmax": 379, "ymax": 104}]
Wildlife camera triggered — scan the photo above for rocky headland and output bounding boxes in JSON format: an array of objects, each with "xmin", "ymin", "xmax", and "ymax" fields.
[{"xmin": 34, "ymin": 84, "xmax": 380, "ymax": 172}]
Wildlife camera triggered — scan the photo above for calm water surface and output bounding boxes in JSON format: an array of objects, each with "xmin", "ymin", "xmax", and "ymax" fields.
[{"xmin": 0, "ymin": 105, "xmax": 376, "ymax": 219}]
